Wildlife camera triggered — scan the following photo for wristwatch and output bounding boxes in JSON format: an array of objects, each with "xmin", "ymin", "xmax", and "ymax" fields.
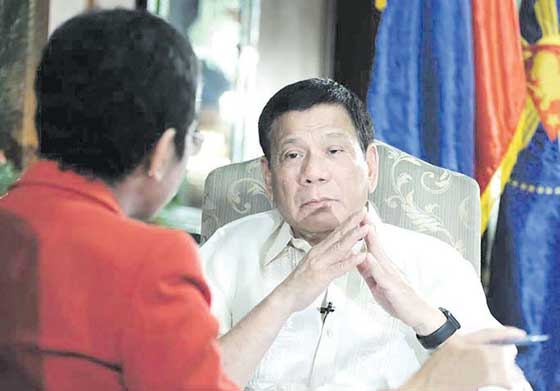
[{"xmin": 416, "ymin": 307, "xmax": 461, "ymax": 349}]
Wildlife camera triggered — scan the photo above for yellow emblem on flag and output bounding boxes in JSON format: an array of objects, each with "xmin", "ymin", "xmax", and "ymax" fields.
[{"xmin": 523, "ymin": 36, "xmax": 560, "ymax": 141}]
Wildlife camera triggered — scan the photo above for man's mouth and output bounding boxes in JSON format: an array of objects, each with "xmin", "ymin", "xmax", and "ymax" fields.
[{"xmin": 301, "ymin": 198, "xmax": 336, "ymax": 208}]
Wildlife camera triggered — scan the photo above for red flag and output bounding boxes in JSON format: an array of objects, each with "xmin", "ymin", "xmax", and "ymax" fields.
[{"xmin": 472, "ymin": 0, "xmax": 527, "ymax": 231}]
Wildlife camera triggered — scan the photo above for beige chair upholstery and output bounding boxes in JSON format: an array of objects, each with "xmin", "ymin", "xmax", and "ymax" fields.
[{"xmin": 201, "ymin": 141, "xmax": 481, "ymax": 275}]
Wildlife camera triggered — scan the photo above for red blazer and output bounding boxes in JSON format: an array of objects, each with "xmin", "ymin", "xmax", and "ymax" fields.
[{"xmin": 0, "ymin": 161, "xmax": 237, "ymax": 390}]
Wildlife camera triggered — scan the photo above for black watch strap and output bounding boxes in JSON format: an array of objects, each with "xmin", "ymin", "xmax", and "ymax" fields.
[{"xmin": 416, "ymin": 307, "xmax": 461, "ymax": 349}]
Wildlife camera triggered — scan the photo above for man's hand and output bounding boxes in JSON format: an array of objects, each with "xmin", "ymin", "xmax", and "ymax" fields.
[
  {"xmin": 399, "ymin": 327, "xmax": 528, "ymax": 390},
  {"xmin": 218, "ymin": 208, "xmax": 370, "ymax": 386},
  {"xmin": 357, "ymin": 222, "xmax": 446, "ymax": 336},
  {"xmin": 275, "ymin": 208, "xmax": 370, "ymax": 314}
]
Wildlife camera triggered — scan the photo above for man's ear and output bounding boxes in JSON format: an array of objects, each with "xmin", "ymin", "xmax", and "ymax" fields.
[
  {"xmin": 260, "ymin": 157, "xmax": 274, "ymax": 202},
  {"xmin": 148, "ymin": 128, "xmax": 176, "ymax": 181},
  {"xmin": 366, "ymin": 143, "xmax": 379, "ymax": 193}
]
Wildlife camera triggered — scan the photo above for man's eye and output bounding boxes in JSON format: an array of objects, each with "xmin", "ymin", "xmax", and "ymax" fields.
[
  {"xmin": 284, "ymin": 152, "xmax": 301, "ymax": 160},
  {"xmin": 328, "ymin": 148, "xmax": 343, "ymax": 155}
]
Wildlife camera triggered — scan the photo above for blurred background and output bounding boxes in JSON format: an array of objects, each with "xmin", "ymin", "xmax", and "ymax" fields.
[
  {"xmin": 1, "ymin": 0, "xmax": 381, "ymax": 233},
  {"xmin": 0, "ymin": 1, "xmax": 558, "ymax": 389}
]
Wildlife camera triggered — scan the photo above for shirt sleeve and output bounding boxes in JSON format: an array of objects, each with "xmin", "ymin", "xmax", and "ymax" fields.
[
  {"xmin": 120, "ymin": 231, "xmax": 238, "ymax": 391},
  {"xmin": 414, "ymin": 239, "xmax": 534, "ymax": 391},
  {"xmin": 416, "ymin": 237, "xmax": 500, "ymax": 333},
  {"xmin": 199, "ymin": 231, "xmax": 235, "ymax": 336}
]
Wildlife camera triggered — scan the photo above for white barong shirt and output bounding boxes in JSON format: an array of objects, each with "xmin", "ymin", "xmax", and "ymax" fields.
[{"xmin": 201, "ymin": 208, "xmax": 500, "ymax": 391}]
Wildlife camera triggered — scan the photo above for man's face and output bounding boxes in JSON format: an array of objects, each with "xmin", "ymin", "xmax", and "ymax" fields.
[{"xmin": 262, "ymin": 103, "xmax": 378, "ymax": 243}]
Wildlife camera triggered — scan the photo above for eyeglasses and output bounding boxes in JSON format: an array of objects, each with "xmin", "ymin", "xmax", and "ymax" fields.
[
  {"xmin": 188, "ymin": 128, "xmax": 204, "ymax": 156},
  {"xmin": 184, "ymin": 118, "xmax": 204, "ymax": 156}
]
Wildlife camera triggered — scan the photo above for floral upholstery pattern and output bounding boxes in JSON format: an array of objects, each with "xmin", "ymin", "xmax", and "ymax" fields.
[{"xmin": 201, "ymin": 142, "xmax": 481, "ymax": 275}]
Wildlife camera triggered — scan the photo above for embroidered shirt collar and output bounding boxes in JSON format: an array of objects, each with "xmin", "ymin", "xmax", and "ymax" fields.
[
  {"xmin": 262, "ymin": 214, "xmax": 294, "ymax": 267},
  {"xmin": 262, "ymin": 202, "xmax": 383, "ymax": 267}
]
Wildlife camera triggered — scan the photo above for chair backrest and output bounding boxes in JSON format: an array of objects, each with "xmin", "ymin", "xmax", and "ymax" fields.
[{"xmin": 201, "ymin": 141, "xmax": 481, "ymax": 274}]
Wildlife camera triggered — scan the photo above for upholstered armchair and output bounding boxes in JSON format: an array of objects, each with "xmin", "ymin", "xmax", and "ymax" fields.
[{"xmin": 201, "ymin": 141, "xmax": 481, "ymax": 274}]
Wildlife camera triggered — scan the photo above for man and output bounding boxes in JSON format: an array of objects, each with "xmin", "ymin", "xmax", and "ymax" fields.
[
  {"xmin": 0, "ymin": 9, "xmax": 236, "ymax": 390},
  {"xmin": 0, "ymin": 12, "xmax": 524, "ymax": 391},
  {"xmin": 201, "ymin": 78, "xmax": 528, "ymax": 390}
]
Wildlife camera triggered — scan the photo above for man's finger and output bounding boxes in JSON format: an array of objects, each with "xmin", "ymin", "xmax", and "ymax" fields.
[
  {"xmin": 359, "ymin": 247, "xmax": 389, "ymax": 286},
  {"xmin": 329, "ymin": 252, "xmax": 368, "ymax": 279},
  {"xmin": 323, "ymin": 224, "xmax": 369, "ymax": 264},
  {"xmin": 364, "ymin": 225, "xmax": 389, "ymax": 263},
  {"xmin": 316, "ymin": 207, "xmax": 367, "ymax": 253},
  {"xmin": 365, "ymin": 227, "xmax": 405, "ymax": 279},
  {"xmin": 356, "ymin": 254, "xmax": 378, "ymax": 290},
  {"xmin": 356, "ymin": 254, "xmax": 372, "ymax": 275},
  {"xmin": 464, "ymin": 327, "xmax": 527, "ymax": 345}
]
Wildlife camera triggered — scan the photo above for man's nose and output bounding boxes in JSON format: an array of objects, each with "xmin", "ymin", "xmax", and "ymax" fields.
[{"xmin": 299, "ymin": 154, "xmax": 330, "ymax": 185}]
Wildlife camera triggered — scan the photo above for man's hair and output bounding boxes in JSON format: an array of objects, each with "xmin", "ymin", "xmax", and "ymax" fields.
[
  {"xmin": 258, "ymin": 78, "xmax": 374, "ymax": 163},
  {"xmin": 35, "ymin": 9, "xmax": 198, "ymax": 183}
]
